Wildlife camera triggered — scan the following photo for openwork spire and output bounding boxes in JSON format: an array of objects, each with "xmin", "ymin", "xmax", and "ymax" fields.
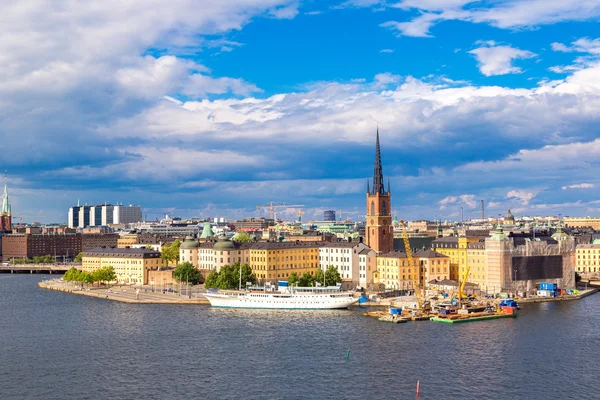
[
  {"xmin": 1, "ymin": 174, "xmax": 9, "ymax": 215},
  {"xmin": 371, "ymin": 126, "xmax": 386, "ymax": 195}
]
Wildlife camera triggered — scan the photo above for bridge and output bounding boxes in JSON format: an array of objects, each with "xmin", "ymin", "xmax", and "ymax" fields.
[{"xmin": 0, "ymin": 264, "xmax": 72, "ymax": 274}]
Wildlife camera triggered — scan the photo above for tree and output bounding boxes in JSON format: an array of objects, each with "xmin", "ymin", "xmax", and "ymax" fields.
[
  {"xmin": 314, "ymin": 269, "xmax": 325, "ymax": 286},
  {"xmin": 63, "ymin": 267, "xmax": 79, "ymax": 282},
  {"xmin": 325, "ymin": 265, "xmax": 342, "ymax": 286},
  {"xmin": 288, "ymin": 272, "xmax": 299, "ymax": 286},
  {"xmin": 174, "ymin": 262, "xmax": 203, "ymax": 284},
  {"xmin": 298, "ymin": 272, "xmax": 315, "ymax": 287},
  {"xmin": 74, "ymin": 252, "xmax": 84, "ymax": 263},
  {"xmin": 232, "ymin": 231, "xmax": 253, "ymax": 243},
  {"xmin": 204, "ymin": 269, "xmax": 219, "ymax": 289},
  {"xmin": 161, "ymin": 240, "xmax": 181, "ymax": 267}
]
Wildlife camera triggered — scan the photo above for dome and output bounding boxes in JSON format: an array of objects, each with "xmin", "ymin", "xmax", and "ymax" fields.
[
  {"xmin": 551, "ymin": 225, "xmax": 569, "ymax": 241},
  {"xmin": 214, "ymin": 236, "xmax": 236, "ymax": 251},
  {"xmin": 200, "ymin": 221, "xmax": 214, "ymax": 239},
  {"xmin": 489, "ymin": 225, "xmax": 509, "ymax": 241},
  {"xmin": 503, "ymin": 209, "xmax": 515, "ymax": 224},
  {"xmin": 180, "ymin": 236, "xmax": 199, "ymax": 249}
]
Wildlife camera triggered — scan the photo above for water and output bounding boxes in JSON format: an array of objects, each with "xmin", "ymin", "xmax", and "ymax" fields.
[{"xmin": 0, "ymin": 275, "xmax": 598, "ymax": 400}]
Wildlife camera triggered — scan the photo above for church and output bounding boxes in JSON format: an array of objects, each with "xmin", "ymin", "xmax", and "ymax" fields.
[{"xmin": 365, "ymin": 129, "xmax": 394, "ymax": 254}]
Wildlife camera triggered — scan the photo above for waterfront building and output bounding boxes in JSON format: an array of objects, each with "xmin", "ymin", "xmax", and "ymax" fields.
[
  {"xmin": 484, "ymin": 226, "xmax": 575, "ymax": 293},
  {"xmin": 183, "ymin": 237, "xmax": 251, "ymax": 276},
  {"xmin": 248, "ymin": 241, "xmax": 321, "ymax": 282},
  {"xmin": 318, "ymin": 241, "xmax": 370, "ymax": 289},
  {"xmin": 358, "ymin": 247, "xmax": 377, "ymax": 287},
  {"xmin": 365, "ymin": 129, "xmax": 394, "ymax": 254},
  {"xmin": 82, "ymin": 247, "xmax": 165, "ymax": 285},
  {"xmin": 575, "ymin": 240, "xmax": 600, "ymax": 273},
  {"xmin": 564, "ymin": 217, "xmax": 600, "ymax": 230},
  {"xmin": 376, "ymin": 251, "xmax": 418, "ymax": 291},
  {"xmin": 431, "ymin": 236, "xmax": 480, "ymax": 281},
  {"xmin": 466, "ymin": 240, "xmax": 487, "ymax": 288},
  {"xmin": 414, "ymin": 249, "xmax": 450, "ymax": 283},
  {"xmin": 2, "ymin": 231, "xmax": 82, "ymax": 261}
]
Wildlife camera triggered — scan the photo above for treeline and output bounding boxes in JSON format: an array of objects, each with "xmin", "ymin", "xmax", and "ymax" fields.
[
  {"xmin": 63, "ymin": 266, "xmax": 117, "ymax": 285},
  {"xmin": 288, "ymin": 266, "xmax": 342, "ymax": 287},
  {"xmin": 205, "ymin": 262, "xmax": 257, "ymax": 290},
  {"xmin": 11, "ymin": 255, "xmax": 56, "ymax": 264}
]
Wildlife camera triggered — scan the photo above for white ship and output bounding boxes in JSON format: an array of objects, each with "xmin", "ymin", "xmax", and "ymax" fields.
[{"xmin": 204, "ymin": 281, "xmax": 358, "ymax": 310}]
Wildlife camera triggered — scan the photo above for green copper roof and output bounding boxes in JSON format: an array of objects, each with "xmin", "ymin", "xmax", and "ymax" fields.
[
  {"xmin": 200, "ymin": 221, "xmax": 214, "ymax": 238},
  {"xmin": 489, "ymin": 225, "xmax": 509, "ymax": 242}
]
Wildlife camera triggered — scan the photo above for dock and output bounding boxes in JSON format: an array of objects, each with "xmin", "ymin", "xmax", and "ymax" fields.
[{"xmin": 38, "ymin": 279, "xmax": 210, "ymax": 305}]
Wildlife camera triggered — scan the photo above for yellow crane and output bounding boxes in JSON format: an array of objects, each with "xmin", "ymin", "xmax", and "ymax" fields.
[
  {"xmin": 400, "ymin": 220, "xmax": 422, "ymax": 311},
  {"xmin": 458, "ymin": 266, "xmax": 471, "ymax": 300},
  {"xmin": 256, "ymin": 202, "xmax": 305, "ymax": 220},
  {"xmin": 13, "ymin": 215, "xmax": 45, "ymax": 227}
]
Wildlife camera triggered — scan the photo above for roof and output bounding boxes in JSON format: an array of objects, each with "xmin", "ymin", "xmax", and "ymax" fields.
[
  {"xmin": 379, "ymin": 251, "xmax": 408, "ymax": 258},
  {"xmin": 83, "ymin": 247, "xmax": 161, "ymax": 258},
  {"xmin": 413, "ymin": 249, "xmax": 448, "ymax": 258},
  {"xmin": 319, "ymin": 241, "xmax": 364, "ymax": 248},
  {"xmin": 248, "ymin": 241, "xmax": 324, "ymax": 250}
]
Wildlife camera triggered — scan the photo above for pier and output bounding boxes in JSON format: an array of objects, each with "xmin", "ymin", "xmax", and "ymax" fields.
[{"xmin": 38, "ymin": 279, "xmax": 210, "ymax": 304}]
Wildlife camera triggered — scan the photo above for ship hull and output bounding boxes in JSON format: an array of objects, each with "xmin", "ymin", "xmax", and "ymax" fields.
[{"xmin": 204, "ymin": 292, "xmax": 358, "ymax": 310}]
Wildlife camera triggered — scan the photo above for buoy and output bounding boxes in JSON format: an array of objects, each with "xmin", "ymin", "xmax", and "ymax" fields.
[
  {"xmin": 416, "ymin": 380, "xmax": 420, "ymax": 396},
  {"xmin": 346, "ymin": 350, "xmax": 350, "ymax": 359}
]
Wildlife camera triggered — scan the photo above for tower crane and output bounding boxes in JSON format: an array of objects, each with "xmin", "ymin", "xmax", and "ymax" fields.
[
  {"xmin": 400, "ymin": 219, "xmax": 423, "ymax": 311},
  {"xmin": 338, "ymin": 211, "xmax": 358, "ymax": 221},
  {"xmin": 13, "ymin": 215, "xmax": 45, "ymax": 228},
  {"xmin": 296, "ymin": 210, "xmax": 305, "ymax": 223},
  {"xmin": 256, "ymin": 202, "xmax": 305, "ymax": 220}
]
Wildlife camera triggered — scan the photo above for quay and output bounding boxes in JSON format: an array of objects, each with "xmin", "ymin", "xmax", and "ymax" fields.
[
  {"xmin": 0, "ymin": 264, "xmax": 71, "ymax": 274},
  {"xmin": 518, "ymin": 287, "xmax": 597, "ymax": 303},
  {"xmin": 38, "ymin": 279, "xmax": 210, "ymax": 305}
]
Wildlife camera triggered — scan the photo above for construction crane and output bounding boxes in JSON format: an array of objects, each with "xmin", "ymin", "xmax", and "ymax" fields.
[
  {"xmin": 256, "ymin": 202, "xmax": 305, "ymax": 220},
  {"xmin": 458, "ymin": 266, "xmax": 471, "ymax": 301},
  {"xmin": 296, "ymin": 210, "xmax": 305, "ymax": 223},
  {"xmin": 338, "ymin": 211, "xmax": 358, "ymax": 221},
  {"xmin": 400, "ymin": 219, "xmax": 422, "ymax": 311}
]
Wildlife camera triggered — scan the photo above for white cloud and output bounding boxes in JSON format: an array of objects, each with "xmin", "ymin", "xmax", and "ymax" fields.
[
  {"xmin": 507, "ymin": 190, "xmax": 537, "ymax": 205},
  {"xmin": 469, "ymin": 43, "xmax": 536, "ymax": 76},
  {"xmin": 377, "ymin": 1, "xmax": 600, "ymax": 38},
  {"xmin": 380, "ymin": 49, "xmax": 395, "ymax": 53},
  {"xmin": 562, "ymin": 183, "xmax": 595, "ymax": 190},
  {"xmin": 438, "ymin": 194, "xmax": 477, "ymax": 210}
]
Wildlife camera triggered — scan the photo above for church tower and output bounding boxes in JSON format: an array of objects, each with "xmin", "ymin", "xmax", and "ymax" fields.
[
  {"xmin": 0, "ymin": 175, "xmax": 12, "ymax": 232},
  {"xmin": 365, "ymin": 128, "xmax": 393, "ymax": 254}
]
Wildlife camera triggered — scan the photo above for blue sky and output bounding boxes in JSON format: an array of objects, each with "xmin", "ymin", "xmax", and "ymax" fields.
[{"xmin": 3, "ymin": 0, "xmax": 600, "ymax": 223}]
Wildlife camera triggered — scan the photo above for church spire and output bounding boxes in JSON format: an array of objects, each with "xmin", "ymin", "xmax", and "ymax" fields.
[
  {"xmin": 371, "ymin": 126, "xmax": 386, "ymax": 195},
  {"xmin": 2, "ymin": 172, "xmax": 9, "ymax": 215}
]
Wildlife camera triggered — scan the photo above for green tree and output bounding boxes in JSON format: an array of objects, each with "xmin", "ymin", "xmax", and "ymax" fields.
[
  {"xmin": 74, "ymin": 252, "xmax": 84, "ymax": 263},
  {"xmin": 63, "ymin": 267, "xmax": 79, "ymax": 282},
  {"xmin": 325, "ymin": 265, "xmax": 342, "ymax": 286},
  {"xmin": 298, "ymin": 272, "xmax": 315, "ymax": 287},
  {"xmin": 314, "ymin": 269, "xmax": 325, "ymax": 286},
  {"xmin": 232, "ymin": 231, "xmax": 253, "ymax": 243},
  {"xmin": 204, "ymin": 269, "xmax": 219, "ymax": 289},
  {"xmin": 174, "ymin": 262, "xmax": 203, "ymax": 284},
  {"xmin": 288, "ymin": 272, "xmax": 300, "ymax": 286},
  {"xmin": 216, "ymin": 264, "xmax": 238, "ymax": 289},
  {"xmin": 161, "ymin": 240, "xmax": 181, "ymax": 267}
]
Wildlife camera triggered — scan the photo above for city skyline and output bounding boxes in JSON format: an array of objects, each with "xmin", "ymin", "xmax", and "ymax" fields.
[{"xmin": 3, "ymin": 1, "xmax": 600, "ymax": 222}]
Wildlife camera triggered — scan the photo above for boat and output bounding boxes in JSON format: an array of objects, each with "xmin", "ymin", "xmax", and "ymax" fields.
[{"xmin": 204, "ymin": 281, "xmax": 358, "ymax": 310}]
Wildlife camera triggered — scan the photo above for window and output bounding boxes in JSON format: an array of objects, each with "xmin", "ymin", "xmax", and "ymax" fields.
[{"xmin": 371, "ymin": 201, "xmax": 375, "ymax": 216}]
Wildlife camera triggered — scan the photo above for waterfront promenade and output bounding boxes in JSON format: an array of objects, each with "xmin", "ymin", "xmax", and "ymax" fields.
[{"xmin": 38, "ymin": 279, "xmax": 210, "ymax": 304}]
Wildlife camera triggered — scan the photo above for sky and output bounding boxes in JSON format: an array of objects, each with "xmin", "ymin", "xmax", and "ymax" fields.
[{"xmin": 3, "ymin": 0, "xmax": 600, "ymax": 223}]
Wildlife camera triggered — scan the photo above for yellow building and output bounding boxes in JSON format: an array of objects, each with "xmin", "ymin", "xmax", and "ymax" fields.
[
  {"xmin": 117, "ymin": 233, "xmax": 138, "ymax": 248},
  {"xmin": 82, "ymin": 247, "xmax": 166, "ymax": 284},
  {"xmin": 414, "ymin": 249, "xmax": 450, "ymax": 283},
  {"xmin": 466, "ymin": 241, "xmax": 487, "ymax": 289},
  {"xmin": 376, "ymin": 251, "xmax": 420, "ymax": 291},
  {"xmin": 431, "ymin": 236, "xmax": 480, "ymax": 281},
  {"xmin": 565, "ymin": 217, "xmax": 600, "ymax": 230},
  {"xmin": 248, "ymin": 242, "xmax": 321, "ymax": 282},
  {"xmin": 576, "ymin": 243, "xmax": 600, "ymax": 273}
]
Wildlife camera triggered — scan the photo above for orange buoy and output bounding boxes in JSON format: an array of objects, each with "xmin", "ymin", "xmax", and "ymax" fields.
[{"xmin": 416, "ymin": 380, "xmax": 421, "ymax": 396}]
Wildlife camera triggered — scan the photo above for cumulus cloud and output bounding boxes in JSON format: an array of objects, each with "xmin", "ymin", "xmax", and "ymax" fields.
[
  {"xmin": 380, "ymin": 49, "xmax": 395, "ymax": 53},
  {"xmin": 469, "ymin": 42, "xmax": 536, "ymax": 76},
  {"xmin": 507, "ymin": 190, "xmax": 537, "ymax": 206},
  {"xmin": 438, "ymin": 194, "xmax": 477, "ymax": 210}
]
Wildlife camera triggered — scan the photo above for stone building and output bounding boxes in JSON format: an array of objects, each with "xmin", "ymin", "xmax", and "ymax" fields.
[
  {"xmin": 2, "ymin": 232, "xmax": 82, "ymax": 261},
  {"xmin": 82, "ymin": 247, "xmax": 165, "ymax": 285}
]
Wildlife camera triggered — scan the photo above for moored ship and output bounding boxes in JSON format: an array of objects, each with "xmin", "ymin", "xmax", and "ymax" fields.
[{"xmin": 204, "ymin": 281, "xmax": 358, "ymax": 310}]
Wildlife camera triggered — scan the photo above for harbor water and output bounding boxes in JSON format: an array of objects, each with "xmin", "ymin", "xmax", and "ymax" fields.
[{"xmin": 0, "ymin": 275, "xmax": 598, "ymax": 399}]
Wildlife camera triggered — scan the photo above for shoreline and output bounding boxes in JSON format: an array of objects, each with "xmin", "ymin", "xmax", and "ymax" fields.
[{"xmin": 38, "ymin": 280, "xmax": 210, "ymax": 305}]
